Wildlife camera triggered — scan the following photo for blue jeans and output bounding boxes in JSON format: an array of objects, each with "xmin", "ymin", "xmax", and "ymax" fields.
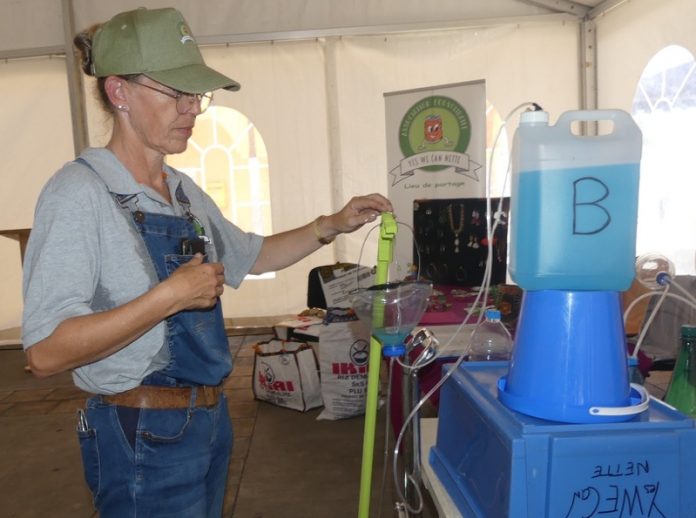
[{"xmin": 78, "ymin": 394, "xmax": 232, "ymax": 517}]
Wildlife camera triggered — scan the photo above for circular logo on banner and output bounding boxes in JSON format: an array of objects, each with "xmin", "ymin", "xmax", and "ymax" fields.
[{"xmin": 398, "ymin": 95, "xmax": 471, "ymax": 172}]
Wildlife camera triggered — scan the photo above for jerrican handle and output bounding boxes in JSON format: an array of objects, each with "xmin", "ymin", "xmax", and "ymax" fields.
[{"xmin": 555, "ymin": 109, "xmax": 640, "ymax": 139}]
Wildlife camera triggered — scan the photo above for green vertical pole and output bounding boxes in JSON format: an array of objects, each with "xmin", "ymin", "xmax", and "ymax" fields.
[{"xmin": 358, "ymin": 212, "xmax": 397, "ymax": 518}]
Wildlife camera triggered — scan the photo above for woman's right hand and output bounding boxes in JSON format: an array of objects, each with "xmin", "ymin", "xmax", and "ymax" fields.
[
  {"xmin": 25, "ymin": 255, "xmax": 225, "ymax": 377},
  {"xmin": 164, "ymin": 254, "xmax": 225, "ymax": 312}
]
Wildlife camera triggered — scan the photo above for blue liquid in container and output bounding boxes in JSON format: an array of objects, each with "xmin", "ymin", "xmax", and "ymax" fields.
[
  {"xmin": 510, "ymin": 163, "xmax": 639, "ymax": 291},
  {"xmin": 508, "ymin": 109, "xmax": 642, "ymax": 291},
  {"xmin": 372, "ymin": 329, "xmax": 408, "ymax": 357},
  {"xmin": 372, "ymin": 329, "xmax": 408, "ymax": 346}
]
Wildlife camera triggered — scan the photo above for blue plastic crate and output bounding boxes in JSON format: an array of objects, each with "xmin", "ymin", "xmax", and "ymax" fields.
[{"xmin": 429, "ymin": 362, "xmax": 696, "ymax": 517}]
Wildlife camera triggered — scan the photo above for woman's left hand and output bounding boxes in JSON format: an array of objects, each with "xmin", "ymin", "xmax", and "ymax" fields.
[{"xmin": 328, "ymin": 193, "xmax": 394, "ymax": 235}]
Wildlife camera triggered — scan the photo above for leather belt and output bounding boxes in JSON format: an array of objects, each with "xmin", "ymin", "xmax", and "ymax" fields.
[{"xmin": 102, "ymin": 384, "xmax": 223, "ymax": 409}]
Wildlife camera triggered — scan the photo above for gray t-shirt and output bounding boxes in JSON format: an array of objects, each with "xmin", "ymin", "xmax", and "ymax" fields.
[{"xmin": 22, "ymin": 148, "xmax": 264, "ymax": 394}]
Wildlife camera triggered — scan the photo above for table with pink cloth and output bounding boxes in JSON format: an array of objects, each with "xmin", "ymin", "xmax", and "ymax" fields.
[{"xmin": 419, "ymin": 284, "xmax": 491, "ymax": 326}]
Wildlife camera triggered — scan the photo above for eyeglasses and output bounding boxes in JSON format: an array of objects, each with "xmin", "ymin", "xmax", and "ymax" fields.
[{"xmin": 129, "ymin": 80, "xmax": 213, "ymax": 114}]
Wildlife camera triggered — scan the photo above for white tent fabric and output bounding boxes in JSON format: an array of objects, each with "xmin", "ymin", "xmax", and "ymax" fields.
[
  {"xmin": 0, "ymin": 0, "xmax": 694, "ymax": 329},
  {"xmin": 0, "ymin": 0, "xmax": 557, "ymax": 54}
]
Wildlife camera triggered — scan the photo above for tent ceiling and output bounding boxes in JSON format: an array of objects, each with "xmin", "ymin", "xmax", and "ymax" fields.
[
  {"xmin": 2, "ymin": 0, "xmax": 620, "ymax": 151},
  {"xmin": 0, "ymin": 0, "xmax": 625, "ymax": 59}
]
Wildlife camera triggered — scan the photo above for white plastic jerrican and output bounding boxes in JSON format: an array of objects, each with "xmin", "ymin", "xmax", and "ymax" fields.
[{"xmin": 509, "ymin": 109, "xmax": 642, "ymax": 291}]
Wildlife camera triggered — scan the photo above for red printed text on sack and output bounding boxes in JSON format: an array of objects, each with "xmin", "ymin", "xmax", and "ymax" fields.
[
  {"xmin": 331, "ymin": 363, "xmax": 368, "ymax": 375},
  {"xmin": 258, "ymin": 371, "xmax": 295, "ymax": 393}
]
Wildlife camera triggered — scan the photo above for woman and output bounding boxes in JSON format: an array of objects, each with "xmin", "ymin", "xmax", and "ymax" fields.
[{"xmin": 21, "ymin": 7, "xmax": 392, "ymax": 517}]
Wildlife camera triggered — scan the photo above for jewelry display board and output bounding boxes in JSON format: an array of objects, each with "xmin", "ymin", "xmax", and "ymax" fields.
[{"xmin": 413, "ymin": 197, "xmax": 509, "ymax": 286}]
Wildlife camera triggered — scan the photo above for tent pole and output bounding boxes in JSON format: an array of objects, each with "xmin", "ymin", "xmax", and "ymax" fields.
[
  {"xmin": 515, "ymin": 0, "xmax": 589, "ymax": 17},
  {"xmin": 61, "ymin": 0, "xmax": 89, "ymax": 156},
  {"xmin": 579, "ymin": 18, "xmax": 598, "ymax": 135},
  {"xmin": 322, "ymin": 37, "xmax": 345, "ymax": 258}
]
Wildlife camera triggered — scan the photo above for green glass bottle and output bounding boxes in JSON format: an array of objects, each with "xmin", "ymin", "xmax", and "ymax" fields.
[{"xmin": 664, "ymin": 324, "xmax": 696, "ymax": 417}]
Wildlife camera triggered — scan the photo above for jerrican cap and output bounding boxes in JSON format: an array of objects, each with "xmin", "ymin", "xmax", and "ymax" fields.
[{"xmin": 91, "ymin": 7, "xmax": 240, "ymax": 93}]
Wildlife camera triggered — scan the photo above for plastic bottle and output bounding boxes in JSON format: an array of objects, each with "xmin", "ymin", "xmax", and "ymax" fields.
[
  {"xmin": 468, "ymin": 309, "xmax": 513, "ymax": 361},
  {"xmin": 508, "ymin": 109, "xmax": 642, "ymax": 291},
  {"xmin": 664, "ymin": 324, "xmax": 696, "ymax": 417}
]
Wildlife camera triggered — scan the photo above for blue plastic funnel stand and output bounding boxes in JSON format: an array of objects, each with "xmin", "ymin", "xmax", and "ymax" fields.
[{"xmin": 498, "ymin": 290, "xmax": 649, "ymax": 423}]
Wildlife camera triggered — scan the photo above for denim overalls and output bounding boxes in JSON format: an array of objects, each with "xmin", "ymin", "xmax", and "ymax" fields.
[
  {"xmin": 76, "ymin": 161, "xmax": 233, "ymax": 517},
  {"xmin": 128, "ymin": 182, "xmax": 232, "ymax": 386}
]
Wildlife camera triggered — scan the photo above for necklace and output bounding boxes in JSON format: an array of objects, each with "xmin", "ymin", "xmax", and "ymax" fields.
[{"xmin": 447, "ymin": 203, "xmax": 465, "ymax": 253}]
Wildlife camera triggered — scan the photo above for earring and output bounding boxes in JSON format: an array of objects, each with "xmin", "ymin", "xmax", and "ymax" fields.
[{"xmin": 116, "ymin": 105, "xmax": 128, "ymax": 112}]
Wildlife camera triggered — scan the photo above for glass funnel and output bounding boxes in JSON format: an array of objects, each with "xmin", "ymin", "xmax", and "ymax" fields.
[{"xmin": 351, "ymin": 281, "xmax": 433, "ymax": 357}]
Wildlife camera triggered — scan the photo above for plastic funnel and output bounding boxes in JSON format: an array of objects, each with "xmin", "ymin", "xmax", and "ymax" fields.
[{"xmin": 351, "ymin": 281, "xmax": 433, "ymax": 357}]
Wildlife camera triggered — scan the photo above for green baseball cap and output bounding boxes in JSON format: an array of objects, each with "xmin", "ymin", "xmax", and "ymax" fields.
[{"xmin": 92, "ymin": 7, "xmax": 240, "ymax": 93}]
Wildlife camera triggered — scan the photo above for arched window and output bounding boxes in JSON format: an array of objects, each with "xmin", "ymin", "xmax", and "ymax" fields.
[
  {"xmin": 167, "ymin": 106, "xmax": 273, "ymax": 276},
  {"xmin": 632, "ymin": 45, "xmax": 696, "ymax": 274}
]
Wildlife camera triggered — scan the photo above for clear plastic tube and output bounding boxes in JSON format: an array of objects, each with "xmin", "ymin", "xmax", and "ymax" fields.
[
  {"xmin": 630, "ymin": 284, "xmax": 670, "ymax": 359},
  {"xmin": 626, "ymin": 283, "xmax": 696, "ymax": 359},
  {"xmin": 389, "ymin": 101, "xmax": 540, "ymax": 514},
  {"xmin": 668, "ymin": 277, "xmax": 696, "ymax": 306}
]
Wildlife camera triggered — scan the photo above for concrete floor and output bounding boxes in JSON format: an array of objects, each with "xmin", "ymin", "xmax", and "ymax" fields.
[
  {"xmin": 0, "ymin": 324, "xmax": 674, "ymax": 518},
  {"xmin": 0, "ymin": 328, "xmax": 427, "ymax": 518}
]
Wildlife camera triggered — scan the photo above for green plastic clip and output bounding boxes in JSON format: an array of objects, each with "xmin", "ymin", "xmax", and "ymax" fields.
[{"xmin": 377, "ymin": 211, "xmax": 396, "ymax": 268}]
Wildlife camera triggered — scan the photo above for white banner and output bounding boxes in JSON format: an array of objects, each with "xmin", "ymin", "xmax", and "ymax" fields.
[{"xmin": 384, "ymin": 80, "xmax": 487, "ymax": 276}]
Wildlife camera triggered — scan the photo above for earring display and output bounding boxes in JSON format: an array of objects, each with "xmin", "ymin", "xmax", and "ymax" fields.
[
  {"xmin": 447, "ymin": 203, "xmax": 465, "ymax": 253},
  {"xmin": 413, "ymin": 197, "xmax": 509, "ymax": 287}
]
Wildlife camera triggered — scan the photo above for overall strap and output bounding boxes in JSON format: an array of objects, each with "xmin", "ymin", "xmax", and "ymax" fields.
[{"xmin": 75, "ymin": 157, "xmax": 207, "ymax": 238}]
